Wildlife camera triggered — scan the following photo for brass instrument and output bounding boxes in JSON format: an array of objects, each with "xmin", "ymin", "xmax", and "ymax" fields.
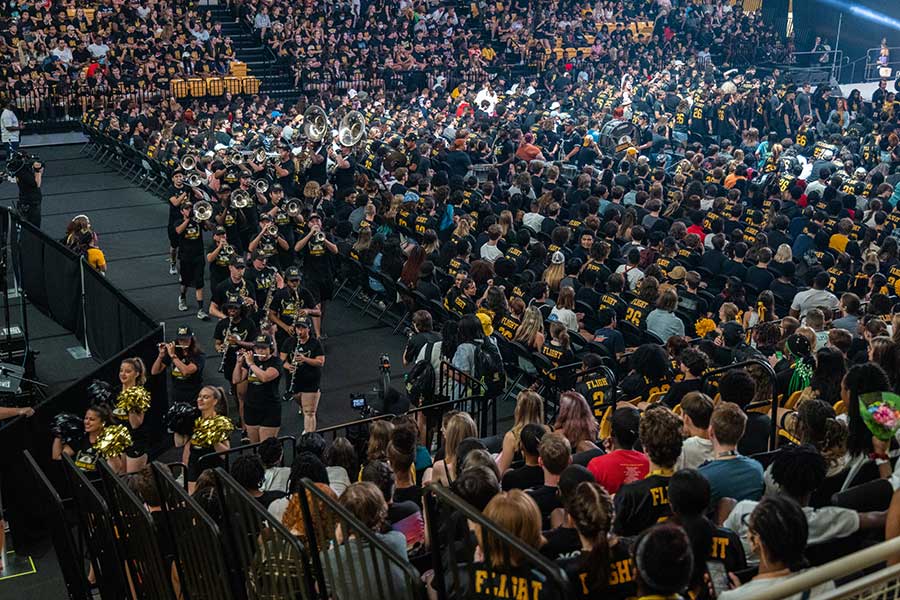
[
  {"xmin": 220, "ymin": 243, "xmax": 236, "ymax": 261},
  {"xmin": 314, "ymin": 231, "xmax": 326, "ymax": 243},
  {"xmin": 218, "ymin": 319, "xmax": 234, "ymax": 373},
  {"xmin": 227, "ymin": 149, "xmax": 244, "ymax": 166},
  {"xmin": 193, "ymin": 200, "xmax": 213, "ymax": 221},
  {"xmin": 266, "ymin": 224, "xmax": 279, "ymax": 237},
  {"xmin": 255, "ymin": 179, "xmax": 270, "ymax": 194},
  {"xmin": 232, "ymin": 189, "xmax": 252, "ymax": 209},
  {"xmin": 286, "ymin": 200, "xmax": 302, "ymax": 217},
  {"xmin": 338, "ymin": 110, "xmax": 367, "ymax": 148},
  {"xmin": 180, "ymin": 154, "xmax": 199, "ymax": 170},
  {"xmin": 186, "ymin": 172, "xmax": 204, "ymax": 188},
  {"xmin": 303, "ymin": 106, "xmax": 330, "ymax": 142},
  {"xmin": 253, "ymin": 148, "xmax": 268, "ymax": 164}
]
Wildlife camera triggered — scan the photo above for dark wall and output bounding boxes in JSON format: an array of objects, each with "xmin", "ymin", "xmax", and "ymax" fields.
[{"xmin": 793, "ymin": 0, "xmax": 900, "ymax": 71}]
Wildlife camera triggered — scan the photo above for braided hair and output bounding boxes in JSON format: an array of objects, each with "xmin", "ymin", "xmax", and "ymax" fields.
[{"xmin": 566, "ymin": 481, "xmax": 614, "ymax": 595}]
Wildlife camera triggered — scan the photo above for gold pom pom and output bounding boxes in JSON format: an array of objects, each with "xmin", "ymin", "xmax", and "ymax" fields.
[
  {"xmin": 116, "ymin": 386, "xmax": 151, "ymax": 414},
  {"xmin": 94, "ymin": 424, "xmax": 133, "ymax": 459},
  {"xmin": 191, "ymin": 415, "xmax": 234, "ymax": 447},
  {"xmin": 695, "ymin": 318, "xmax": 717, "ymax": 338}
]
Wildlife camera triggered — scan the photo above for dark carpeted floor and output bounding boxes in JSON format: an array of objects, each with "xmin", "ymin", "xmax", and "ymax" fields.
[{"xmin": 0, "ymin": 143, "xmax": 411, "ymax": 596}]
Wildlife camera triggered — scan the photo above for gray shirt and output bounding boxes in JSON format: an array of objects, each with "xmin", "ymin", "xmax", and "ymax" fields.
[
  {"xmin": 645, "ymin": 309, "xmax": 685, "ymax": 342},
  {"xmin": 322, "ymin": 530, "xmax": 412, "ymax": 599},
  {"xmin": 791, "ymin": 287, "xmax": 839, "ymax": 317}
]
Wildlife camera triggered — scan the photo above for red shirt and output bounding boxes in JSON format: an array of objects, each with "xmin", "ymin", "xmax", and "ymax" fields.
[
  {"xmin": 587, "ymin": 449, "xmax": 649, "ymax": 494},
  {"xmin": 686, "ymin": 223, "xmax": 707, "ymax": 242}
]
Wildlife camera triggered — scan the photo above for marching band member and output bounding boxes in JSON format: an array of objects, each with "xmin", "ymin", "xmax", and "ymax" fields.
[
  {"xmin": 151, "ymin": 326, "xmax": 206, "ymax": 405},
  {"xmin": 213, "ymin": 292, "xmax": 258, "ymax": 430},
  {"xmin": 280, "ymin": 317, "xmax": 325, "ymax": 432},
  {"xmin": 233, "ymin": 336, "xmax": 282, "ymax": 443}
]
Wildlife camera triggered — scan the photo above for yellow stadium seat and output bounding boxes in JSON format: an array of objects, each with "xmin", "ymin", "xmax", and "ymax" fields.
[
  {"xmin": 673, "ymin": 404, "xmax": 682, "ymax": 416},
  {"xmin": 833, "ymin": 400, "xmax": 847, "ymax": 415},
  {"xmin": 206, "ymin": 78, "xmax": 224, "ymax": 96},
  {"xmin": 647, "ymin": 391, "xmax": 666, "ymax": 405},
  {"xmin": 188, "ymin": 78, "xmax": 206, "ymax": 97},
  {"xmin": 223, "ymin": 76, "xmax": 242, "ymax": 94},
  {"xmin": 242, "ymin": 77, "xmax": 260, "ymax": 95},
  {"xmin": 170, "ymin": 79, "xmax": 190, "ymax": 98},
  {"xmin": 784, "ymin": 390, "xmax": 804, "ymax": 410}
]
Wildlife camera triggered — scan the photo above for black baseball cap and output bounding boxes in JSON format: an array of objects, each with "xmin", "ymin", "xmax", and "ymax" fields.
[
  {"xmin": 295, "ymin": 317, "xmax": 311, "ymax": 329},
  {"xmin": 285, "ymin": 266, "xmax": 301, "ymax": 280},
  {"xmin": 223, "ymin": 293, "xmax": 241, "ymax": 308},
  {"xmin": 231, "ymin": 256, "xmax": 246, "ymax": 268},
  {"xmin": 252, "ymin": 335, "xmax": 273, "ymax": 348},
  {"xmin": 176, "ymin": 326, "xmax": 193, "ymax": 338},
  {"xmin": 214, "ymin": 226, "xmax": 227, "ymax": 235},
  {"xmin": 252, "ymin": 250, "xmax": 268, "ymax": 261}
]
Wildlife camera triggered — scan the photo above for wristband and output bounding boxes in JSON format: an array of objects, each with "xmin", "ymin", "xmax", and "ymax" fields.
[
  {"xmin": 876, "ymin": 458, "xmax": 890, "ymax": 466},
  {"xmin": 869, "ymin": 452, "xmax": 889, "ymax": 461}
]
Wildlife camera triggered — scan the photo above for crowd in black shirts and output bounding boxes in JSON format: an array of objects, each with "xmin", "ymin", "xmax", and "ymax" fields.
[{"xmin": 26, "ymin": 0, "xmax": 900, "ymax": 597}]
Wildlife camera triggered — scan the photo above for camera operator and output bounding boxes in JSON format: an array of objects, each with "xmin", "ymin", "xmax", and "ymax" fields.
[{"xmin": 13, "ymin": 155, "xmax": 43, "ymax": 228}]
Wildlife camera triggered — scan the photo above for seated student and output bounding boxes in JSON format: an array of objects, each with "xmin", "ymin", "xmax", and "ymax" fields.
[
  {"xmin": 387, "ymin": 422, "xmax": 421, "ymax": 507},
  {"xmin": 619, "ymin": 344, "xmax": 673, "ymax": 404},
  {"xmin": 719, "ymin": 495, "xmax": 836, "ymax": 599},
  {"xmin": 542, "ymin": 465, "xmax": 596, "ymax": 561},
  {"xmin": 632, "ymin": 524, "xmax": 694, "ymax": 599},
  {"xmin": 527, "ymin": 432, "xmax": 572, "ymax": 530},
  {"xmin": 623, "ymin": 275, "xmax": 658, "ymax": 329},
  {"xmin": 574, "ymin": 354, "xmax": 616, "ymax": 418},
  {"xmin": 699, "ymin": 402, "xmax": 765, "ymax": 506},
  {"xmin": 668, "ymin": 469, "xmax": 747, "ymax": 597},
  {"xmin": 675, "ymin": 392, "xmax": 715, "ymax": 471},
  {"xmin": 591, "ymin": 308, "xmax": 625, "ymax": 359},
  {"xmin": 470, "ymin": 490, "xmax": 546, "ymax": 599},
  {"xmin": 718, "ymin": 368, "xmax": 771, "ymax": 456},
  {"xmin": 231, "ymin": 454, "xmax": 287, "ymax": 509},
  {"xmin": 724, "ymin": 444, "xmax": 885, "ymax": 566},
  {"xmin": 614, "ymin": 405, "xmax": 683, "ymax": 537},
  {"xmin": 362, "ymin": 460, "xmax": 425, "ymax": 555},
  {"xmin": 322, "ymin": 482, "xmax": 414, "ymax": 600},
  {"xmin": 497, "ymin": 390, "xmax": 546, "ymax": 474},
  {"xmin": 501, "ymin": 424, "xmax": 546, "ymax": 491},
  {"xmin": 556, "ymin": 481, "xmax": 637, "ymax": 600},
  {"xmin": 663, "ymin": 347, "xmax": 709, "ymax": 408},
  {"xmin": 587, "ymin": 406, "xmax": 649, "ymax": 493}
]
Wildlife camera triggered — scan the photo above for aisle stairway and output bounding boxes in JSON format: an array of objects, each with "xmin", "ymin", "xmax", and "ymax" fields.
[{"xmin": 199, "ymin": 5, "xmax": 299, "ymax": 101}]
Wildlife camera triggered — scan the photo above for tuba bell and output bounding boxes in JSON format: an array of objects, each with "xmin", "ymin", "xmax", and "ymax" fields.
[
  {"xmin": 186, "ymin": 172, "xmax": 204, "ymax": 188},
  {"xmin": 193, "ymin": 200, "xmax": 213, "ymax": 221},
  {"xmin": 180, "ymin": 154, "xmax": 199, "ymax": 171},
  {"xmin": 255, "ymin": 179, "xmax": 270, "ymax": 194},
  {"xmin": 253, "ymin": 148, "xmax": 268, "ymax": 164},
  {"xmin": 285, "ymin": 199, "xmax": 302, "ymax": 217},
  {"xmin": 303, "ymin": 106, "xmax": 330, "ymax": 142},
  {"xmin": 338, "ymin": 110, "xmax": 367, "ymax": 147},
  {"xmin": 232, "ymin": 189, "xmax": 251, "ymax": 209}
]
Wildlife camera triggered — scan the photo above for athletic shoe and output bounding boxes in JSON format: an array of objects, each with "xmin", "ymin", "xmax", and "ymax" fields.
[
  {"xmin": 178, "ymin": 297, "xmax": 188, "ymax": 311},
  {"xmin": 169, "ymin": 263, "xmax": 177, "ymax": 275},
  {"xmin": 197, "ymin": 308, "xmax": 209, "ymax": 321}
]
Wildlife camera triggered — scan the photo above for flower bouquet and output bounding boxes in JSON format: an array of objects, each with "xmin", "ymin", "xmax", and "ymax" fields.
[{"xmin": 859, "ymin": 392, "xmax": 900, "ymax": 441}]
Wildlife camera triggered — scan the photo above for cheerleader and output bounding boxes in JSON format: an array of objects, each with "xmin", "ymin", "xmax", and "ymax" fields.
[
  {"xmin": 173, "ymin": 386, "xmax": 233, "ymax": 494},
  {"xmin": 115, "ymin": 357, "xmax": 151, "ymax": 473},
  {"xmin": 51, "ymin": 404, "xmax": 128, "ymax": 474}
]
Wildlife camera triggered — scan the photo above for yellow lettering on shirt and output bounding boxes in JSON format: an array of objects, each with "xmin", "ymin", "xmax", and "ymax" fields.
[
  {"xmin": 711, "ymin": 536, "xmax": 729, "ymax": 560},
  {"xmin": 650, "ymin": 486, "xmax": 668, "ymax": 506}
]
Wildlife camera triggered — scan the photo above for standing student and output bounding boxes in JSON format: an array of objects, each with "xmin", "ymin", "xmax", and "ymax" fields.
[
  {"xmin": 175, "ymin": 200, "xmax": 210, "ymax": 320},
  {"xmin": 152, "ymin": 326, "xmax": 206, "ymax": 406},
  {"xmin": 280, "ymin": 317, "xmax": 325, "ymax": 432},
  {"xmin": 234, "ymin": 336, "xmax": 282, "ymax": 442}
]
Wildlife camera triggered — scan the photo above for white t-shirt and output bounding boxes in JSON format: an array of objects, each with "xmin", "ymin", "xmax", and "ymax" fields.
[
  {"xmin": 676, "ymin": 436, "xmax": 713, "ymax": 471},
  {"xmin": 1, "ymin": 108, "xmax": 20, "ymax": 143},
  {"xmin": 549, "ymin": 306, "xmax": 579, "ymax": 332},
  {"xmin": 790, "ymin": 287, "xmax": 839, "ymax": 317},
  {"xmin": 88, "ymin": 42, "xmax": 110, "ymax": 58},
  {"xmin": 480, "ymin": 243, "xmax": 503, "ymax": 262},
  {"xmin": 615, "ymin": 264, "xmax": 644, "ymax": 291},
  {"xmin": 724, "ymin": 499, "xmax": 860, "ymax": 565}
]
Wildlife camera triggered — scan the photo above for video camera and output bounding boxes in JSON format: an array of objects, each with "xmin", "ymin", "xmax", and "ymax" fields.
[{"xmin": 6, "ymin": 151, "xmax": 42, "ymax": 177}]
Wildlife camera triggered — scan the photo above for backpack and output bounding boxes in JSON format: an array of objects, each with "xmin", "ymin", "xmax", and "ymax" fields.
[
  {"xmin": 405, "ymin": 342, "xmax": 437, "ymax": 407},
  {"xmin": 473, "ymin": 338, "xmax": 506, "ymax": 398}
]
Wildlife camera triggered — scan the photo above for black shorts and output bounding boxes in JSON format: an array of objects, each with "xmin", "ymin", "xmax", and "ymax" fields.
[
  {"xmin": 167, "ymin": 224, "xmax": 179, "ymax": 248},
  {"xmin": 179, "ymin": 256, "xmax": 205, "ymax": 289},
  {"xmin": 292, "ymin": 377, "xmax": 321, "ymax": 394},
  {"xmin": 308, "ymin": 276, "xmax": 333, "ymax": 303},
  {"xmin": 244, "ymin": 400, "xmax": 281, "ymax": 428},
  {"xmin": 125, "ymin": 423, "xmax": 149, "ymax": 458}
]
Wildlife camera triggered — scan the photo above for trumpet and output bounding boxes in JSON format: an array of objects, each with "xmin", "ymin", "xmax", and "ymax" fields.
[
  {"xmin": 226, "ymin": 149, "xmax": 244, "ymax": 166},
  {"xmin": 314, "ymin": 231, "xmax": 326, "ymax": 243},
  {"xmin": 232, "ymin": 189, "xmax": 251, "ymax": 209},
  {"xmin": 221, "ymin": 243, "xmax": 236, "ymax": 259},
  {"xmin": 186, "ymin": 172, "xmax": 204, "ymax": 188},
  {"xmin": 193, "ymin": 200, "xmax": 214, "ymax": 221},
  {"xmin": 180, "ymin": 154, "xmax": 199, "ymax": 171},
  {"xmin": 266, "ymin": 224, "xmax": 278, "ymax": 237},
  {"xmin": 255, "ymin": 179, "xmax": 270, "ymax": 194},
  {"xmin": 285, "ymin": 199, "xmax": 302, "ymax": 217}
]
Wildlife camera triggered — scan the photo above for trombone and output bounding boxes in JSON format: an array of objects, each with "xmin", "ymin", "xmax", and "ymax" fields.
[
  {"xmin": 226, "ymin": 149, "xmax": 244, "ymax": 166},
  {"xmin": 193, "ymin": 200, "xmax": 214, "ymax": 221}
]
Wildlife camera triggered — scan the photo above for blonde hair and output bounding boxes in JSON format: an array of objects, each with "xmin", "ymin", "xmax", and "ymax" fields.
[
  {"xmin": 479, "ymin": 490, "xmax": 543, "ymax": 567},
  {"xmin": 542, "ymin": 262, "xmax": 565, "ymax": 292},
  {"xmin": 367, "ymin": 421, "xmax": 395, "ymax": 463},
  {"xmin": 774, "ymin": 244, "xmax": 792, "ymax": 263},
  {"xmin": 121, "ymin": 357, "xmax": 148, "ymax": 386},
  {"xmin": 514, "ymin": 306, "xmax": 544, "ymax": 347},
  {"xmin": 510, "ymin": 391, "xmax": 544, "ymax": 444},
  {"xmin": 444, "ymin": 412, "xmax": 478, "ymax": 467}
]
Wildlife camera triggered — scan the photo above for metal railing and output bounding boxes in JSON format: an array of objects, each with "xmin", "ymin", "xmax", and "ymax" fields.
[
  {"xmin": 60, "ymin": 454, "xmax": 129, "ymax": 599},
  {"xmin": 212, "ymin": 468, "xmax": 316, "ymax": 599},
  {"xmin": 10, "ymin": 88, "xmax": 172, "ymax": 132},
  {"xmin": 423, "ymin": 483, "xmax": 569, "ymax": 600},
  {"xmin": 22, "ymin": 451, "xmax": 91, "ymax": 600},
  {"xmin": 753, "ymin": 536, "xmax": 900, "ymax": 600},
  {"xmin": 96, "ymin": 459, "xmax": 177, "ymax": 600},
  {"xmin": 151, "ymin": 461, "xmax": 237, "ymax": 600},
  {"xmin": 198, "ymin": 434, "xmax": 296, "ymax": 471},
  {"xmin": 864, "ymin": 46, "xmax": 900, "ymax": 82},
  {"xmin": 296, "ymin": 478, "xmax": 426, "ymax": 600}
]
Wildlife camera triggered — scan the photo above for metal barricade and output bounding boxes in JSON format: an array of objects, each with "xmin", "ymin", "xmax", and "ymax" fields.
[
  {"xmin": 151, "ymin": 461, "xmax": 237, "ymax": 600},
  {"xmin": 436, "ymin": 359, "xmax": 489, "ymax": 430},
  {"xmin": 423, "ymin": 484, "xmax": 569, "ymax": 600},
  {"xmin": 198, "ymin": 434, "xmax": 296, "ymax": 471},
  {"xmin": 96, "ymin": 459, "xmax": 176, "ymax": 600},
  {"xmin": 22, "ymin": 451, "xmax": 91, "ymax": 600},
  {"xmin": 212, "ymin": 468, "xmax": 316, "ymax": 600},
  {"xmin": 296, "ymin": 478, "xmax": 426, "ymax": 600},
  {"xmin": 60, "ymin": 454, "xmax": 128, "ymax": 600}
]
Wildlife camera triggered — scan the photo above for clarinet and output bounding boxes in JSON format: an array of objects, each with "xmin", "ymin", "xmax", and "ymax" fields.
[
  {"xmin": 283, "ymin": 338, "xmax": 303, "ymax": 401},
  {"xmin": 259, "ymin": 273, "xmax": 277, "ymax": 329},
  {"xmin": 218, "ymin": 319, "xmax": 233, "ymax": 373}
]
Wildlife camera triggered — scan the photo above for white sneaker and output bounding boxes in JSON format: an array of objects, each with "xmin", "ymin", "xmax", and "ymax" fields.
[
  {"xmin": 197, "ymin": 308, "xmax": 209, "ymax": 320},
  {"xmin": 169, "ymin": 263, "xmax": 177, "ymax": 275},
  {"xmin": 178, "ymin": 298, "xmax": 188, "ymax": 311}
]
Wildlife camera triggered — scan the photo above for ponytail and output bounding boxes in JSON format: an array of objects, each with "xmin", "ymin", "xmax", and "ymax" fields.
[{"xmin": 568, "ymin": 482, "xmax": 613, "ymax": 594}]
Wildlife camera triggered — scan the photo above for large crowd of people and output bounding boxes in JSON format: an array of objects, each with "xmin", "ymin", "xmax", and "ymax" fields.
[{"xmin": 7, "ymin": 0, "xmax": 900, "ymax": 595}]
